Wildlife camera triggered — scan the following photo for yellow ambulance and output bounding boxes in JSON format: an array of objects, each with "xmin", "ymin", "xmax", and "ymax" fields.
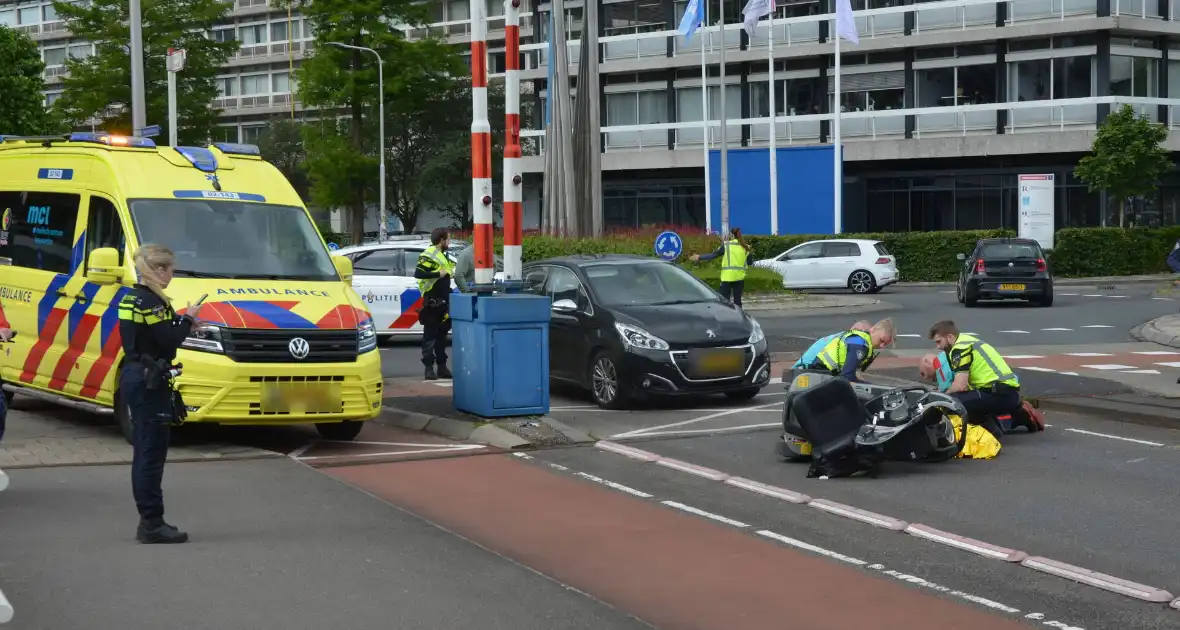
[{"xmin": 0, "ymin": 132, "xmax": 383, "ymax": 443}]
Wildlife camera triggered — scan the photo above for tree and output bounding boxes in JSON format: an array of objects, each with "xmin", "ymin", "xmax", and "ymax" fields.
[
  {"xmin": 1075, "ymin": 104, "xmax": 1173, "ymax": 227},
  {"xmin": 257, "ymin": 118, "xmax": 311, "ymax": 202},
  {"xmin": 0, "ymin": 26, "xmax": 57, "ymax": 135},
  {"xmin": 51, "ymin": 0, "xmax": 237, "ymax": 142},
  {"xmin": 286, "ymin": 0, "xmax": 463, "ymax": 243}
]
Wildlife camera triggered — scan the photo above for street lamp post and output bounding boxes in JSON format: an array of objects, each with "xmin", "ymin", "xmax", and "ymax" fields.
[{"xmin": 328, "ymin": 42, "xmax": 387, "ymax": 243}]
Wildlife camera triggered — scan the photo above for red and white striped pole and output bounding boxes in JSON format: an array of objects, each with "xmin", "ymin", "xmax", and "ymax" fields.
[
  {"xmin": 471, "ymin": 0, "xmax": 495, "ymax": 287},
  {"xmin": 503, "ymin": 0, "xmax": 523, "ymax": 281}
]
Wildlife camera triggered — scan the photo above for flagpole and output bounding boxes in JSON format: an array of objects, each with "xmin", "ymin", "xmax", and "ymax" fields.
[
  {"xmin": 768, "ymin": 10, "xmax": 778, "ymax": 235},
  {"xmin": 701, "ymin": 5, "xmax": 712, "ymax": 235},
  {"xmin": 718, "ymin": 0, "xmax": 730, "ymax": 238},
  {"xmin": 832, "ymin": 20, "xmax": 842, "ymax": 235}
]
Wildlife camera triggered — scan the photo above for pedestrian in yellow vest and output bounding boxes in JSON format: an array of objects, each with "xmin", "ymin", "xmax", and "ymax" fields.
[
  {"xmin": 413, "ymin": 228, "xmax": 456, "ymax": 380},
  {"xmin": 690, "ymin": 227, "xmax": 752, "ymax": 307}
]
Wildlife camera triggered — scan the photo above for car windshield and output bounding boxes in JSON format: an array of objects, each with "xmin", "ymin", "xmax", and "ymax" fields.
[
  {"xmin": 582, "ymin": 261, "xmax": 720, "ymax": 307},
  {"xmin": 980, "ymin": 243, "xmax": 1040, "ymax": 259},
  {"xmin": 128, "ymin": 199, "xmax": 338, "ymax": 281}
]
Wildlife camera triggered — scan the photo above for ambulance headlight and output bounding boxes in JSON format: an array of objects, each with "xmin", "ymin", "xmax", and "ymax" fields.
[
  {"xmin": 182, "ymin": 325, "xmax": 224, "ymax": 354},
  {"xmin": 358, "ymin": 319, "xmax": 377, "ymax": 354}
]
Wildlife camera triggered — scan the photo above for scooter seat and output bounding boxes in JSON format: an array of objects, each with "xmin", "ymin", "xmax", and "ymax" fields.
[{"xmin": 790, "ymin": 377, "xmax": 867, "ymax": 447}]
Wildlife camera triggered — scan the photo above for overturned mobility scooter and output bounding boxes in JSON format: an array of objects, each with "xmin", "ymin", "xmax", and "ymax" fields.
[{"xmin": 778, "ymin": 369, "xmax": 969, "ymax": 478}]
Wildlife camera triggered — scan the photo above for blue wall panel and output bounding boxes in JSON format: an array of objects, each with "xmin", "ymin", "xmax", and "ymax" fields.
[{"xmin": 708, "ymin": 145, "xmax": 840, "ymax": 236}]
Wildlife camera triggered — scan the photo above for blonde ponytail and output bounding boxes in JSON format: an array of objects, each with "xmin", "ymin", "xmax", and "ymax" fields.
[{"xmin": 133, "ymin": 244, "xmax": 175, "ymax": 302}]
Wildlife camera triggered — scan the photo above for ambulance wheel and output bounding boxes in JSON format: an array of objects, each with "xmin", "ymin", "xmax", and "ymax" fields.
[
  {"xmin": 316, "ymin": 420, "xmax": 364, "ymax": 441},
  {"xmin": 116, "ymin": 393, "xmax": 135, "ymax": 445}
]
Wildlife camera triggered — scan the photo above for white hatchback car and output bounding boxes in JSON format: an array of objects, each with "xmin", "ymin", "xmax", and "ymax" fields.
[
  {"xmin": 333, "ymin": 236, "xmax": 504, "ymax": 338},
  {"xmin": 754, "ymin": 239, "xmax": 898, "ymax": 294}
]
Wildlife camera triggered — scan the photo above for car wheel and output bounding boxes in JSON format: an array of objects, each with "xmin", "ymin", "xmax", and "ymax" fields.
[
  {"xmin": 724, "ymin": 387, "xmax": 760, "ymax": 401},
  {"xmin": 315, "ymin": 421, "xmax": 364, "ymax": 441},
  {"xmin": 848, "ymin": 270, "xmax": 876, "ymax": 294},
  {"xmin": 589, "ymin": 352, "xmax": 628, "ymax": 410},
  {"xmin": 963, "ymin": 283, "xmax": 978, "ymax": 308},
  {"xmin": 955, "ymin": 282, "xmax": 965, "ymax": 304},
  {"xmin": 1036, "ymin": 286, "xmax": 1054, "ymax": 307},
  {"xmin": 116, "ymin": 392, "xmax": 135, "ymax": 446}
]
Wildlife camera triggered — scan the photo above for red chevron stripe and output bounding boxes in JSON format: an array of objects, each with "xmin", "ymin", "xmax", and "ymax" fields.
[
  {"xmin": 390, "ymin": 297, "xmax": 423, "ymax": 329},
  {"xmin": 79, "ymin": 329, "xmax": 123, "ymax": 399},
  {"xmin": 20, "ymin": 307, "xmax": 67, "ymax": 383},
  {"xmin": 48, "ymin": 312, "xmax": 100, "ymax": 390}
]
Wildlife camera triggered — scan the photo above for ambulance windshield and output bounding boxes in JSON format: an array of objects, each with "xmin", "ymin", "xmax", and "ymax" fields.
[{"xmin": 128, "ymin": 199, "xmax": 338, "ymax": 281}]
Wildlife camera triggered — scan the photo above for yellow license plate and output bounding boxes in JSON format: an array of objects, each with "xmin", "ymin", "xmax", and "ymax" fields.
[
  {"xmin": 699, "ymin": 350, "xmax": 744, "ymax": 373},
  {"xmin": 998, "ymin": 284, "xmax": 1026, "ymax": 291},
  {"xmin": 261, "ymin": 383, "xmax": 342, "ymax": 414},
  {"xmin": 791, "ymin": 438, "xmax": 813, "ymax": 455}
]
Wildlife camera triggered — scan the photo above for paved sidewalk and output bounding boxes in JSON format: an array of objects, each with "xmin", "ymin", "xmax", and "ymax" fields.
[
  {"xmin": 1133, "ymin": 314, "xmax": 1180, "ymax": 349},
  {"xmin": 0, "ymin": 399, "xmax": 279, "ymax": 469}
]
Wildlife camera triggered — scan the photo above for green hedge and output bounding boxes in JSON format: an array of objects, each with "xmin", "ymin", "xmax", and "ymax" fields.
[
  {"xmin": 690, "ymin": 266, "xmax": 789, "ymax": 294},
  {"xmin": 352, "ymin": 226, "xmax": 1180, "ymax": 283}
]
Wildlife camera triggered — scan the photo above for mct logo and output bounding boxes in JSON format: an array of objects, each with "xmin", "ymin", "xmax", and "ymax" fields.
[{"xmin": 26, "ymin": 205, "xmax": 51, "ymax": 225}]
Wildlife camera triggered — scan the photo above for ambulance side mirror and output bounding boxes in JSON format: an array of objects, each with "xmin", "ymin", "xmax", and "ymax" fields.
[
  {"xmin": 86, "ymin": 247, "xmax": 123, "ymax": 285},
  {"xmin": 333, "ymin": 255, "xmax": 353, "ymax": 283}
]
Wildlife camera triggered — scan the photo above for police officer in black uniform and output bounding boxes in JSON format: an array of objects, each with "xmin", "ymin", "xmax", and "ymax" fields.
[
  {"xmin": 414, "ymin": 228, "xmax": 455, "ymax": 381},
  {"xmin": 118, "ymin": 244, "xmax": 205, "ymax": 544}
]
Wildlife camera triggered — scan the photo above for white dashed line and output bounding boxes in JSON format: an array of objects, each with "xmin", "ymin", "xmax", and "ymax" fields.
[
  {"xmin": 1019, "ymin": 366, "xmax": 1057, "ymax": 372},
  {"xmin": 1133, "ymin": 351, "xmax": 1180, "ymax": 355},
  {"xmin": 998, "ymin": 330, "xmax": 1031, "ymax": 334},
  {"xmin": 1064, "ymin": 428, "xmax": 1165, "ymax": 447},
  {"xmin": 575, "ymin": 472, "xmax": 654, "ymax": 498},
  {"xmin": 1154, "ymin": 362, "xmax": 1180, "ymax": 368},
  {"xmin": 873, "ymin": 566, "xmax": 1023, "ymax": 614},
  {"xmin": 1080, "ymin": 364, "xmax": 1138, "ymax": 370},
  {"xmin": 1003, "ymin": 354, "xmax": 1044, "ymax": 359},
  {"xmin": 755, "ymin": 530, "xmax": 867, "ymax": 565},
  {"xmin": 1152, "ymin": 297, "xmax": 1173, "ymax": 301},
  {"xmin": 1083, "ymin": 294, "xmax": 1103, "ymax": 297},
  {"xmin": 661, "ymin": 501, "xmax": 750, "ymax": 528},
  {"xmin": 1041, "ymin": 327, "xmax": 1073, "ymax": 331},
  {"xmin": 897, "ymin": 333, "xmax": 921, "ymax": 338},
  {"xmin": 1081, "ymin": 325, "xmax": 1114, "ymax": 328},
  {"xmin": 1064, "ymin": 352, "xmax": 1113, "ymax": 357},
  {"xmin": 1107, "ymin": 295, "xmax": 1128, "ymax": 298},
  {"xmin": 1059, "ymin": 371, "xmax": 1079, "ymax": 376},
  {"xmin": 1059, "ymin": 293, "xmax": 1078, "ymax": 296},
  {"xmin": 1121, "ymin": 369, "xmax": 1161, "ymax": 375}
]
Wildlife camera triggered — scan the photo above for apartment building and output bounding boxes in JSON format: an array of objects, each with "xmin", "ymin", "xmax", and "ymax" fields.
[{"xmin": 9, "ymin": 0, "xmax": 1180, "ymax": 232}]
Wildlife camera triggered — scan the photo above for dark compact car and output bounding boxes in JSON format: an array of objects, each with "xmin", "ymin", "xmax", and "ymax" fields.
[
  {"xmin": 956, "ymin": 238, "xmax": 1053, "ymax": 307},
  {"xmin": 522, "ymin": 255, "xmax": 773, "ymax": 409}
]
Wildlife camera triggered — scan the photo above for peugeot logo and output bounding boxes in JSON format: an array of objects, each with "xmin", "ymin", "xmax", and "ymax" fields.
[
  {"xmin": 706, "ymin": 329, "xmax": 716, "ymax": 338},
  {"xmin": 288, "ymin": 337, "xmax": 310, "ymax": 360}
]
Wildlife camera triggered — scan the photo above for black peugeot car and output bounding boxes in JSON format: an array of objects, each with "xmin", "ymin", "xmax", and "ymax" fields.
[
  {"xmin": 522, "ymin": 255, "xmax": 773, "ymax": 409},
  {"xmin": 956, "ymin": 237, "xmax": 1054, "ymax": 307}
]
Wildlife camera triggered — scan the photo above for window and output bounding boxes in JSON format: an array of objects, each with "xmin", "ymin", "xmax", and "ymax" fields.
[
  {"xmin": 240, "ymin": 74, "xmax": 269, "ymax": 95},
  {"xmin": 42, "ymin": 4, "xmax": 57, "ymax": 21},
  {"xmin": 1110, "ymin": 56, "xmax": 1157, "ymax": 97},
  {"xmin": 216, "ymin": 77, "xmax": 236, "ymax": 97},
  {"xmin": 270, "ymin": 20, "xmax": 288, "ymax": 42},
  {"xmin": 18, "ymin": 7, "xmax": 39, "ymax": 24},
  {"xmin": 0, "ymin": 191, "xmax": 81, "ymax": 273},
  {"xmin": 1053, "ymin": 56, "xmax": 1094, "ymax": 98},
  {"xmin": 212, "ymin": 126, "xmax": 238, "ymax": 143},
  {"xmin": 523, "ymin": 266, "xmax": 548, "ymax": 294},
  {"xmin": 1008, "ymin": 59, "xmax": 1050, "ymax": 101},
  {"xmin": 544, "ymin": 266, "xmax": 591, "ymax": 310},
  {"xmin": 84, "ymin": 196, "xmax": 126, "ymax": 268},
  {"xmin": 241, "ymin": 125, "xmax": 264, "ymax": 143},
  {"xmin": 352, "ymin": 249, "xmax": 406, "ymax": 276},
  {"xmin": 448, "ymin": 0, "xmax": 469, "ymax": 20},
  {"xmin": 45, "ymin": 92, "xmax": 62, "ymax": 107},
  {"xmin": 272, "ymin": 72, "xmax": 290, "ymax": 94},
  {"xmin": 0, "ymin": 9, "xmax": 15, "ymax": 27},
  {"xmin": 582, "ymin": 262, "xmax": 718, "ymax": 307},
  {"xmin": 68, "ymin": 44, "xmax": 91, "ymax": 60},
  {"xmin": 239, "ymin": 24, "xmax": 267, "ymax": 45},
  {"xmin": 43, "ymin": 48, "xmax": 67, "ymax": 67},
  {"xmin": 823, "ymin": 242, "xmax": 861, "ymax": 257},
  {"xmin": 212, "ymin": 27, "xmax": 235, "ymax": 43},
  {"xmin": 873, "ymin": 242, "xmax": 890, "ymax": 256},
  {"xmin": 784, "ymin": 242, "xmax": 823, "ymax": 260}
]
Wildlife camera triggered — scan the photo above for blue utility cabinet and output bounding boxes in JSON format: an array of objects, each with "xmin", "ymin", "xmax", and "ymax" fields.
[{"xmin": 449, "ymin": 292, "xmax": 551, "ymax": 417}]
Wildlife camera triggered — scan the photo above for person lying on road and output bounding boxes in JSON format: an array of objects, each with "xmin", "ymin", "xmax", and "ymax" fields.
[{"xmin": 797, "ymin": 319, "xmax": 895, "ymax": 383}]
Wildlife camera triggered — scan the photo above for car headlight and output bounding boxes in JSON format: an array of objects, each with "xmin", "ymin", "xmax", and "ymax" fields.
[
  {"xmin": 182, "ymin": 325, "xmax": 224, "ymax": 354},
  {"xmin": 615, "ymin": 322, "xmax": 669, "ymax": 351},
  {"xmin": 748, "ymin": 317, "xmax": 765, "ymax": 345},
  {"xmin": 358, "ymin": 319, "xmax": 378, "ymax": 354}
]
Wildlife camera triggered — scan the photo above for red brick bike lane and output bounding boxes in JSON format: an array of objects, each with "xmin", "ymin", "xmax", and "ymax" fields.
[{"xmin": 326, "ymin": 454, "xmax": 1030, "ymax": 630}]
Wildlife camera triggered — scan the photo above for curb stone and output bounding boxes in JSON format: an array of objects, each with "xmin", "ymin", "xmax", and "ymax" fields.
[
  {"xmin": 1131, "ymin": 316, "xmax": 1180, "ymax": 349},
  {"xmin": 1030, "ymin": 396, "xmax": 1180, "ymax": 430},
  {"xmin": 376, "ymin": 407, "xmax": 590, "ymax": 450}
]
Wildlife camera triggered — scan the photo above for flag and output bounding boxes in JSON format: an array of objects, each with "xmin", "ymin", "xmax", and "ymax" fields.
[
  {"xmin": 835, "ymin": 0, "xmax": 859, "ymax": 44},
  {"xmin": 678, "ymin": 0, "xmax": 705, "ymax": 42},
  {"xmin": 742, "ymin": 0, "xmax": 773, "ymax": 39}
]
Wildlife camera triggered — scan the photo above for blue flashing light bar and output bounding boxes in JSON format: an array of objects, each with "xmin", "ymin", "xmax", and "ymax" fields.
[
  {"xmin": 68, "ymin": 132, "xmax": 157, "ymax": 148},
  {"xmin": 175, "ymin": 146, "xmax": 219, "ymax": 173},
  {"xmin": 211, "ymin": 142, "xmax": 261, "ymax": 156}
]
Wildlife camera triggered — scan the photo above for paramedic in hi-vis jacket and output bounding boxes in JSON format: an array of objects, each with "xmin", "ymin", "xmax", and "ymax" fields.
[
  {"xmin": 690, "ymin": 228, "xmax": 752, "ymax": 308},
  {"xmin": 414, "ymin": 228, "xmax": 455, "ymax": 381}
]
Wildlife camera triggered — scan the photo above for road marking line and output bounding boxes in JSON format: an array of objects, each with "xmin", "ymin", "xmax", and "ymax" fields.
[
  {"xmin": 872, "ymin": 566, "xmax": 1023, "ymax": 614},
  {"xmin": 808, "ymin": 499, "xmax": 909, "ymax": 530},
  {"xmin": 288, "ymin": 443, "xmax": 315, "ymax": 459},
  {"xmin": 575, "ymin": 472, "xmax": 653, "ymax": 498},
  {"xmin": 1133, "ymin": 351, "xmax": 1180, "ymax": 355},
  {"xmin": 755, "ymin": 530, "xmax": 867, "ymax": 565},
  {"xmin": 1003, "ymin": 354, "xmax": 1044, "ymax": 359},
  {"xmin": 432, "ymin": 382, "xmax": 453, "ymax": 387},
  {"xmin": 1064, "ymin": 428, "xmax": 1165, "ymax": 447},
  {"xmin": 1121, "ymin": 369, "xmax": 1161, "ymax": 374},
  {"xmin": 1059, "ymin": 293, "xmax": 1078, "ymax": 296},
  {"xmin": 725, "ymin": 477, "xmax": 811, "ymax": 504},
  {"xmin": 656, "ymin": 458, "xmax": 730, "ymax": 481},
  {"xmin": 661, "ymin": 501, "xmax": 750, "ymax": 528},
  {"xmin": 1020, "ymin": 366, "xmax": 1057, "ymax": 372},
  {"xmin": 297, "ymin": 445, "xmax": 486, "ymax": 461},
  {"xmin": 1079, "ymin": 364, "xmax": 1137, "ymax": 370},
  {"xmin": 897, "ymin": 333, "xmax": 921, "ymax": 338},
  {"xmin": 1041, "ymin": 327, "xmax": 1073, "ymax": 331},
  {"xmin": 1081, "ymin": 325, "xmax": 1114, "ymax": 328},
  {"xmin": 998, "ymin": 330, "xmax": 1031, "ymax": 334},
  {"xmin": 905, "ymin": 524, "xmax": 1028, "ymax": 562},
  {"xmin": 1153, "ymin": 297, "xmax": 1173, "ymax": 301},
  {"xmin": 628, "ymin": 422, "xmax": 782, "ymax": 438},
  {"xmin": 595, "ymin": 441, "xmax": 661, "ymax": 461},
  {"xmin": 1064, "ymin": 352, "xmax": 1113, "ymax": 357},
  {"xmin": 1021, "ymin": 556, "xmax": 1174, "ymax": 603},
  {"xmin": 1107, "ymin": 295, "xmax": 1128, "ymax": 298},
  {"xmin": 609, "ymin": 400, "xmax": 783, "ymax": 438},
  {"xmin": 1083, "ymin": 294, "xmax": 1103, "ymax": 297},
  {"xmin": 1154, "ymin": 361, "xmax": 1180, "ymax": 368},
  {"xmin": 1059, "ymin": 372, "xmax": 1079, "ymax": 376}
]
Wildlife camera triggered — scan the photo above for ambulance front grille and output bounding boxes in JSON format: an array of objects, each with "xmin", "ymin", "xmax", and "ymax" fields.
[{"xmin": 221, "ymin": 328, "xmax": 359, "ymax": 363}]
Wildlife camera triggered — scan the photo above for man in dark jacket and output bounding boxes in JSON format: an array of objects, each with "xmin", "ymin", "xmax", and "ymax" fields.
[{"xmin": 414, "ymin": 228, "xmax": 456, "ymax": 380}]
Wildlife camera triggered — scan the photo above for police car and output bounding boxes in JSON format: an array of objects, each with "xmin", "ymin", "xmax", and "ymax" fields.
[{"xmin": 333, "ymin": 236, "xmax": 504, "ymax": 338}]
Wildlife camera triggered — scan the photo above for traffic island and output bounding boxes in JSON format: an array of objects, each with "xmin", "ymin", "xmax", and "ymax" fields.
[
  {"xmin": 742, "ymin": 293, "xmax": 882, "ymax": 312},
  {"xmin": 1131, "ymin": 314, "xmax": 1180, "ymax": 349},
  {"xmin": 379, "ymin": 395, "xmax": 593, "ymax": 451}
]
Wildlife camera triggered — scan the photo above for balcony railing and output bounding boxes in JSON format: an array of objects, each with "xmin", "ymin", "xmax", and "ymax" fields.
[{"xmin": 517, "ymin": 96, "xmax": 1180, "ymax": 156}]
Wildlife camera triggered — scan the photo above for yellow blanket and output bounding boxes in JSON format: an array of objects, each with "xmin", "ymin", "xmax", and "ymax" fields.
[{"xmin": 949, "ymin": 415, "xmax": 1002, "ymax": 459}]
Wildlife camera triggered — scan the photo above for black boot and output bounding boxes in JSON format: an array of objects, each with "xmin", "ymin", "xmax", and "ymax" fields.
[
  {"xmin": 437, "ymin": 363, "xmax": 453, "ymax": 379},
  {"xmin": 137, "ymin": 519, "xmax": 188, "ymax": 544},
  {"xmin": 424, "ymin": 365, "xmax": 438, "ymax": 381}
]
